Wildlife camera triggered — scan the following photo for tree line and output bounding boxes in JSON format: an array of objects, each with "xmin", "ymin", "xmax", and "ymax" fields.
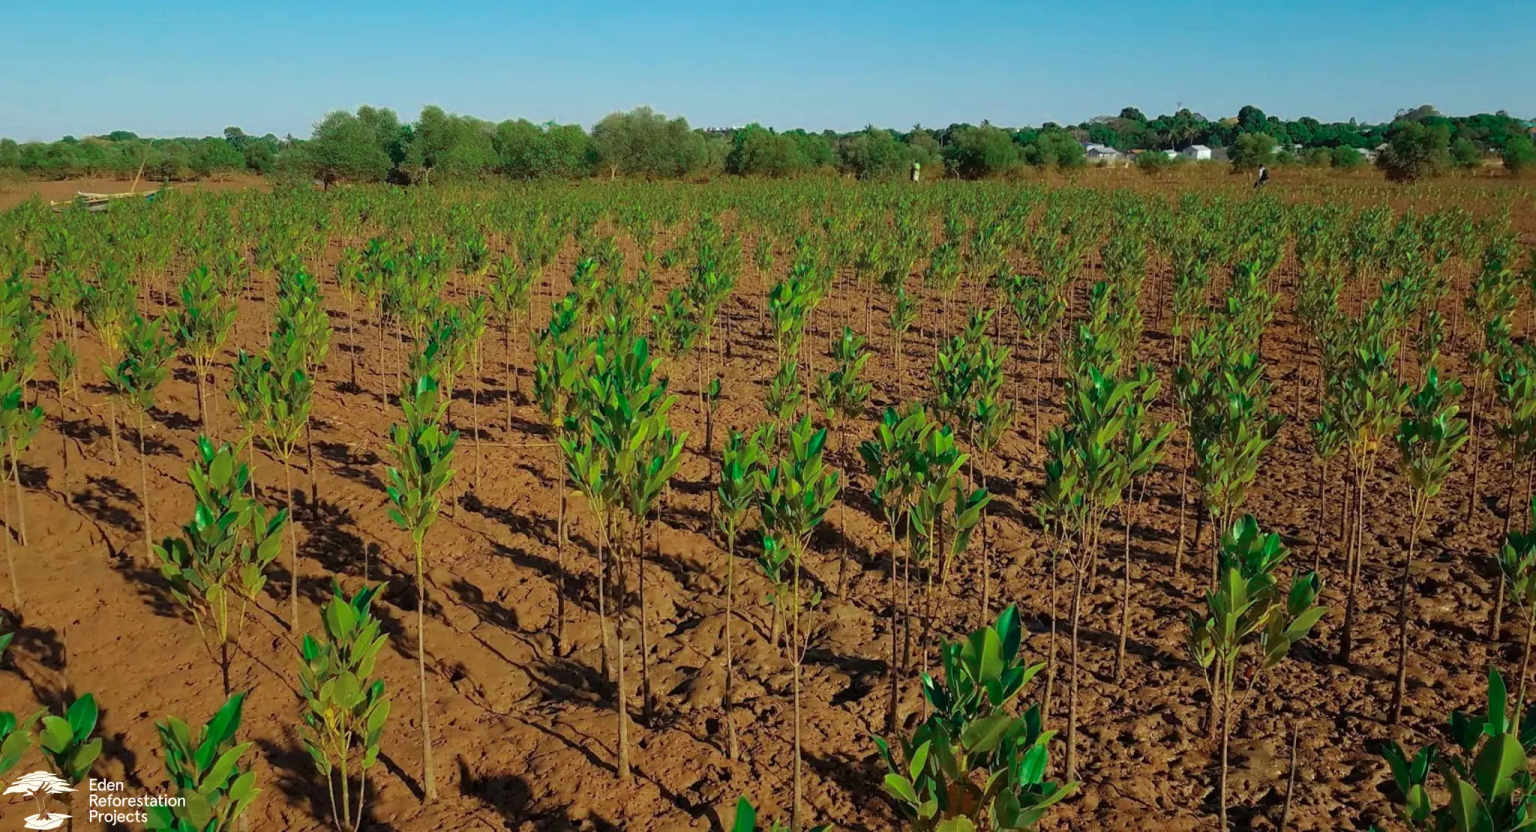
[{"xmin": 2, "ymin": 102, "xmax": 1532, "ymax": 184}]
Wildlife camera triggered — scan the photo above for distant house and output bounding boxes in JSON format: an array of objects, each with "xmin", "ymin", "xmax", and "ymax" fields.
[
  {"xmin": 1180, "ymin": 144, "xmax": 1212, "ymax": 161},
  {"xmin": 1357, "ymin": 147, "xmax": 1378, "ymax": 162},
  {"xmin": 1083, "ymin": 143, "xmax": 1125, "ymax": 164}
]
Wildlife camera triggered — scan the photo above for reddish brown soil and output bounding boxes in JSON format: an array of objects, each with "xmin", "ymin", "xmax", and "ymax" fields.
[
  {"xmin": 0, "ymin": 175, "xmax": 267, "ymax": 212},
  {"xmin": 0, "ymin": 180, "xmax": 1534, "ymax": 832}
]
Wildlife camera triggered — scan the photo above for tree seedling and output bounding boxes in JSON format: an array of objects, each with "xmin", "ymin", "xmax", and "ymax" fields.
[
  {"xmin": 716, "ymin": 429, "xmax": 765, "ymax": 763},
  {"xmin": 170, "ymin": 266, "xmax": 237, "ymax": 433},
  {"xmin": 1381, "ymin": 666, "xmax": 1536, "ymax": 832},
  {"xmin": 156, "ymin": 436, "xmax": 287, "ymax": 696},
  {"xmin": 384, "ymin": 373, "xmax": 457, "ymax": 804},
  {"xmin": 145, "ymin": 693, "xmax": 260, "ymax": 832},
  {"xmin": 0, "ymin": 369, "xmax": 41, "ymax": 609},
  {"xmin": 298, "ymin": 582, "xmax": 392, "ymax": 831},
  {"xmin": 1187, "ymin": 516, "xmax": 1326, "ymax": 829},
  {"xmin": 103, "ymin": 313, "xmax": 174, "ymax": 561},
  {"xmin": 757, "ymin": 414, "xmax": 838, "ymax": 831},
  {"xmin": 1391, "ymin": 369, "xmax": 1468, "ymax": 724},
  {"xmin": 874, "ymin": 606, "xmax": 1076, "ymax": 831}
]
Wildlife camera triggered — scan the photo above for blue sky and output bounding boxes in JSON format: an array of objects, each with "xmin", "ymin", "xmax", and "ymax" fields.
[{"xmin": 1, "ymin": 0, "xmax": 1532, "ymax": 141}]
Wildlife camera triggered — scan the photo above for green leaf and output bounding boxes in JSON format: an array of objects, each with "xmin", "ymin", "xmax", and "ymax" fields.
[
  {"xmin": 1488, "ymin": 667, "xmax": 1510, "ymax": 736},
  {"xmin": 202, "ymin": 742, "xmax": 251, "ymax": 794},
  {"xmin": 960, "ymin": 714, "xmax": 1016, "ymax": 754},
  {"xmin": 979, "ymin": 627, "xmax": 1004, "ymax": 683},
  {"xmin": 732, "ymin": 796, "xmax": 757, "ymax": 832},
  {"xmin": 909, "ymin": 741, "xmax": 930, "ymax": 781},
  {"xmin": 67, "ymin": 693, "xmax": 98, "ymax": 741},
  {"xmin": 1445, "ymin": 775, "xmax": 1486, "ymax": 832},
  {"xmin": 883, "ymin": 773, "xmax": 919, "ymax": 804},
  {"xmin": 1473, "ymin": 733, "xmax": 1524, "ymax": 802},
  {"xmin": 39, "ymin": 715, "xmax": 72, "ymax": 753}
]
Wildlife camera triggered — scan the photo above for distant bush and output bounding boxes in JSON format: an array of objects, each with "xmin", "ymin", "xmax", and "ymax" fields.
[
  {"xmin": 1331, "ymin": 145, "xmax": 1367, "ymax": 169},
  {"xmin": 190, "ymin": 139, "xmax": 244, "ymax": 179},
  {"xmin": 1502, "ymin": 136, "xmax": 1536, "ymax": 174},
  {"xmin": 1135, "ymin": 150, "xmax": 1180, "ymax": 175},
  {"xmin": 1376, "ymin": 121, "xmax": 1451, "ymax": 182},
  {"xmin": 243, "ymin": 142, "xmax": 275, "ymax": 175},
  {"xmin": 943, "ymin": 124, "xmax": 1019, "ymax": 179},
  {"xmin": 1450, "ymin": 137, "xmax": 1482, "ymax": 170},
  {"xmin": 1229, "ymin": 133, "xmax": 1276, "ymax": 171},
  {"xmin": 838, "ymin": 126, "xmax": 940, "ymax": 180},
  {"xmin": 725, "ymin": 124, "xmax": 831, "ymax": 178},
  {"xmin": 1022, "ymin": 130, "xmax": 1085, "ymax": 171}
]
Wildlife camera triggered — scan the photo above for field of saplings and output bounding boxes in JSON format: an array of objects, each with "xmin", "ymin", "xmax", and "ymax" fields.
[{"xmin": 0, "ymin": 179, "xmax": 1534, "ymax": 830}]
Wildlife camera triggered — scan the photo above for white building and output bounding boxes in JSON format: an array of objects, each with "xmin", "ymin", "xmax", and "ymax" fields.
[
  {"xmin": 1180, "ymin": 144, "xmax": 1213, "ymax": 161},
  {"xmin": 1083, "ymin": 143, "xmax": 1125, "ymax": 164}
]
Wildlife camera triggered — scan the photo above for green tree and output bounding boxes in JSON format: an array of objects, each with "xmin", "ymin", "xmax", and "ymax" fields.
[
  {"xmin": 1331, "ymin": 145, "xmax": 1367, "ymax": 169},
  {"xmin": 1503, "ymin": 136, "xmax": 1536, "ymax": 174},
  {"xmin": 1451, "ymin": 137, "xmax": 1482, "ymax": 169},
  {"xmin": 189, "ymin": 139, "xmax": 244, "ymax": 178},
  {"xmin": 591, "ymin": 106, "xmax": 706, "ymax": 179},
  {"xmin": 1022, "ymin": 130, "xmax": 1086, "ymax": 170},
  {"xmin": 355, "ymin": 105, "xmax": 409, "ymax": 167},
  {"xmin": 726, "ymin": 124, "xmax": 807, "ymax": 177},
  {"xmin": 307, "ymin": 110, "xmax": 390, "ymax": 186},
  {"xmin": 1378, "ymin": 121, "xmax": 1452, "ymax": 182},
  {"xmin": 404, "ymin": 105, "xmax": 495, "ymax": 183},
  {"xmin": 839, "ymin": 126, "xmax": 919, "ymax": 179},
  {"xmin": 242, "ymin": 142, "xmax": 275, "ymax": 175},
  {"xmin": 1230, "ymin": 132, "xmax": 1277, "ymax": 171},
  {"xmin": 493, "ymin": 119, "xmax": 596, "ymax": 179},
  {"xmin": 943, "ymin": 124, "xmax": 1020, "ymax": 178}
]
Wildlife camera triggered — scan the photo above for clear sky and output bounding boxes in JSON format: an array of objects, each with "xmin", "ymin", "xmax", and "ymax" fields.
[{"xmin": 2, "ymin": 0, "xmax": 1532, "ymax": 142}]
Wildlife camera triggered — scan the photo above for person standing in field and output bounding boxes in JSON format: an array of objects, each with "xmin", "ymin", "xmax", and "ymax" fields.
[{"xmin": 1254, "ymin": 164, "xmax": 1270, "ymax": 189}]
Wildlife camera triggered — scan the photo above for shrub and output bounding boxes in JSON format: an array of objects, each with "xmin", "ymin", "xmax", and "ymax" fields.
[
  {"xmin": 1504, "ymin": 136, "xmax": 1536, "ymax": 174},
  {"xmin": 943, "ymin": 124, "xmax": 1020, "ymax": 179},
  {"xmin": 1136, "ymin": 150, "xmax": 1179, "ymax": 175},
  {"xmin": 1451, "ymin": 137, "xmax": 1482, "ymax": 170},
  {"xmin": 1022, "ymin": 130, "xmax": 1085, "ymax": 171},
  {"xmin": 1229, "ymin": 133, "xmax": 1277, "ymax": 172},
  {"xmin": 1377, "ymin": 122, "xmax": 1451, "ymax": 182},
  {"xmin": 1331, "ymin": 145, "xmax": 1367, "ymax": 169}
]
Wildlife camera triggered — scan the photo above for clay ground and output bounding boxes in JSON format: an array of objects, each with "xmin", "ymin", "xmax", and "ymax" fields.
[
  {"xmin": 1, "ymin": 178, "xmax": 1535, "ymax": 831},
  {"xmin": 0, "ymin": 175, "xmax": 267, "ymax": 212}
]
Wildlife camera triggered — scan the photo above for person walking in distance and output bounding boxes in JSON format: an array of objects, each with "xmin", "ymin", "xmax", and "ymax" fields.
[{"xmin": 1254, "ymin": 164, "xmax": 1270, "ymax": 189}]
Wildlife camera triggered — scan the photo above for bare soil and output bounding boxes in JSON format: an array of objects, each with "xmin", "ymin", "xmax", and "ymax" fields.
[{"xmin": 0, "ymin": 175, "xmax": 267, "ymax": 212}]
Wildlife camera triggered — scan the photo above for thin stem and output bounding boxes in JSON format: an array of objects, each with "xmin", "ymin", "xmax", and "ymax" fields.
[
  {"xmin": 415, "ymin": 535, "xmax": 438, "ymax": 802},
  {"xmin": 137, "ymin": 410, "xmax": 152, "ymax": 562}
]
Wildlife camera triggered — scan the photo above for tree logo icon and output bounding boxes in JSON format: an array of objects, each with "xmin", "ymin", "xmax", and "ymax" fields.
[{"xmin": 3, "ymin": 771, "xmax": 73, "ymax": 830}]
